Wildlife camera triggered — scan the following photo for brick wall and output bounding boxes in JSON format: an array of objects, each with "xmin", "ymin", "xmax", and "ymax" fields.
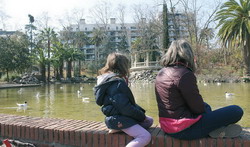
[{"xmin": 0, "ymin": 114, "xmax": 250, "ymax": 147}]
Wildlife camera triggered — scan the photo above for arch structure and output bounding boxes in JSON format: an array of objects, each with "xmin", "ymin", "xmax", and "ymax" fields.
[{"xmin": 130, "ymin": 49, "xmax": 166, "ymax": 71}]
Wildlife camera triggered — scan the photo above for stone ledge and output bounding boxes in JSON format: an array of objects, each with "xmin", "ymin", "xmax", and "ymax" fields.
[{"xmin": 0, "ymin": 114, "xmax": 250, "ymax": 147}]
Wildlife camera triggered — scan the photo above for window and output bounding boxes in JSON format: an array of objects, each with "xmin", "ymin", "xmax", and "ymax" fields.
[{"xmin": 130, "ymin": 26, "xmax": 136, "ymax": 30}]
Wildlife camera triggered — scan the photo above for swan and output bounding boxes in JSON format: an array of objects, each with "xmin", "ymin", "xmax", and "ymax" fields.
[
  {"xmin": 80, "ymin": 87, "xmax": 83, "ymax": 91},
  {"xmin": 17, "ymin": 101, "xmax": 27, "ymax": 107},
  {"xmin": 217, "ymin": 82, "xmax": 222, "ymax": 86}
]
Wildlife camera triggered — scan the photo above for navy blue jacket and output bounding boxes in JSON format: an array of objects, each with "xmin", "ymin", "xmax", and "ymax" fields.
[{"xmin": 94, "ymin": 77, "xmax": 146, "ymax": 130}]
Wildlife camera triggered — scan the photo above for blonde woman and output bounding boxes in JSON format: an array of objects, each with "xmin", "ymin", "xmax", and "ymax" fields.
[{"xmin": 155, "ymin": 39, "xmax": 243, "ymax": 140}]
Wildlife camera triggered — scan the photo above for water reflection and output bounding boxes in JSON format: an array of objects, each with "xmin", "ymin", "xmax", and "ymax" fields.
[{"xmin": 0, "ymin": 83, "xmax": 249, "ymax": 127}]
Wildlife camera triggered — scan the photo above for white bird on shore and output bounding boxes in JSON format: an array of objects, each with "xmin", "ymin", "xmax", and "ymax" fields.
[{"xmin": 16, "ymin": 101, "xmax": 27, "ymax": 107}]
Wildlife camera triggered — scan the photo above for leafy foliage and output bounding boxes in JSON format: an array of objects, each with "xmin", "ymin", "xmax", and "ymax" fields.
[{"xmin": 215, "ymin": 0, "xmax": 250, "ymax": 75}]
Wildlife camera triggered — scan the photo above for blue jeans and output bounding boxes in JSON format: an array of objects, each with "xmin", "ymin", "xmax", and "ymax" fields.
[{"xmin": 168, "ymin": 105, "xmax": 244, "ymax": 140}]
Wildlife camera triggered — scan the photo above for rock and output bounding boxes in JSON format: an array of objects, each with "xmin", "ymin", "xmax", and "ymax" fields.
[
  {"xmin": 13, "ymin": 73, "xmax": 40, "ymax": 84},
  {"xmin": 129, "ymin": 70, "xmax": 157, "ymax": 83}
]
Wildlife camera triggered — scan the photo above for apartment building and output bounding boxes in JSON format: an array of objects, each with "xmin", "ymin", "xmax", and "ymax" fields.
[
  {"xmin": 69, "ymin": 12, "xmax": 188, "ymax": 61},
  {"xmin": 69, "ymin": 18, "xmax": 140, "ymax": 61},
  {"xmin": 0, "ymin": 30, "xmax": 16, "ymax": 37},
  {"xmin": 168, "ymin": 13, "xmax": 189, "ymax": 42}
]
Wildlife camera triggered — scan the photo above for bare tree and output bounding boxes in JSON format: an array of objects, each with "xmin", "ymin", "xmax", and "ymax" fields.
[
  {"xmin": 0, "ymin": 2, "xmax": 9, "ymax": 30},
  {"xmin": 34, "ymin": 12, "xmax": 51, "ymax": 30},
  {"xmin": 90, "ymin": 1, "xmax": 113, "ymax": 30},
  {"xmin": 179, "ymin": 0, "xmax": 221, "ymax": 69}
]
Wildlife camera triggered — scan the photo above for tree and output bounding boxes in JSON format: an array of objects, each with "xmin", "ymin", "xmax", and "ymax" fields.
[
  {"xmin": 0, "ymin": 8, "xmax": 9, "ymax": 30},
  {"xmin": 180, "ymin": 0, "xmax": 220, "ymax": 69},
  {"xmin": 0, "ymin": 33, "xmax": 31, "ymax": 81},
  {"xmin": 63, "ymin": 45, "xmax": 84, "ymax": 78},
  {"xmin": 34, "ymin": 42, "xmax": 47, "ymax": 82},
  {"xmin": 91, "ymin": 28, "xmax": 105, "ymax": 72},
  {"xmin": 116, "ymin": 4, "xmax": 129, "ymax": 53},
  {"xmin": 39, "ymin": 27, "xmax": 57, "ymax": 83},
  {"xmin": 162, "ymin": 0, "xmax": 170, "ymax": 49},
  {"xmin": 50, "ymin": 41, "xmax": 65, "ymax": 80},
  {"xmin": 11, "ymin": 32, "xmax": 32, "ymax": 73},
  {"xmin": 215, "ymin": 0, "xmax": 250, "ymax": 76},
  {"xmin": 200, "ymin": 28, "xmax": 215, "ymax": 49},
  {"xmin": 73, "ymin": 31, "xmax": 88, "ymax": 76},
  {"xmin": 0, "ymin": 37, "xmax": 16, "ymax": 81}
]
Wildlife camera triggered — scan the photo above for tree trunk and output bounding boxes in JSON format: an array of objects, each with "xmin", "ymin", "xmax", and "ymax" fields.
[
  {"xmin": 223, "ymin": 48, "xmax": 227, "ymax": 65},
  {"xmin": 67, "ymin": 60, "xmax": 72, "ymax": 78},
  {"xmin": 59, "ymin": 63, "xmax": 64, "ymax": 80},
  {"xmin": 6, "ymin": 69, "xmax": 9, "ymax": 82},
  {"xmin": 47, "ymin": 39, "xmax": 51, "ymax": 83},
  {"xmin": 243, "ymin": 39, "xmax": 250, "ymax": 76},
  {"xmin": 78, "ymin": 60, "xmax": 81, "ymax": 76},
  {"xmin": 55, "ymin": 68, "xmax": 60, "ymax": 80},
  {"xmin": 40, "ymin": 63, "xmax": 46, "ymax": 82}
]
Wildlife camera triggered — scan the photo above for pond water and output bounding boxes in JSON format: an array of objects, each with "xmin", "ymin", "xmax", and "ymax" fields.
[{"xmin": 0, "ymin": 82, "xmax": 249, "ymax": 127}]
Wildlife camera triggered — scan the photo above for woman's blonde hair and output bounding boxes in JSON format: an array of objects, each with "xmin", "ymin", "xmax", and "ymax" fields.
[
  {"xmin": 161, "ymin": 39, "xmax": 196, "ymax": 71},
  {"xmin": 99, "ymin": 52, "xmax": 130, "ymax": 77}
]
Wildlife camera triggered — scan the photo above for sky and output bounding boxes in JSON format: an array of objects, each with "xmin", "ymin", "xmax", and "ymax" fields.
[
  {"xmin": 0, "ymin": 0, "xmax": 226, "ymax": 31},
  {"xmin": 0, "ymin": 0, "xmax": 161, "ymax": 31}
]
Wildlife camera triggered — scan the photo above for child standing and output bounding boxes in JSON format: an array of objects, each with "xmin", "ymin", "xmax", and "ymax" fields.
[{"xmin": 94, "ymin": 52, "xmax": 153, "ymax": 147}]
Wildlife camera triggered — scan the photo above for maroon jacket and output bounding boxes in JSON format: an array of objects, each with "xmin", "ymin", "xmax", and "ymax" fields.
[{"xmin": 155, "ymin": 65, "xmax": 205, "ymax": 119}]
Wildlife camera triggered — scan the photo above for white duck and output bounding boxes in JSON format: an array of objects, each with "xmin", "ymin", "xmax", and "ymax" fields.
[
  {"xmin": 77, "ymin": 90, "xmax": 82, "ymax": 97},
  {"xmin": 17, "ymin": 88, "xmax": 23, "ymax": 94},
  {"xmin": 17, "ymin": 101, "xmax": 27, "ymax": 107},
  {"xmin": 82, "ymin": 97, "xmax": 90, "ymax": 103},
  {"xmin": 225, "ymin": 92, "xmax": 234, "ymax": 97}
]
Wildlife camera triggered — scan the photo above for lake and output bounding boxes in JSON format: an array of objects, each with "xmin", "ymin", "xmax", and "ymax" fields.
[{"xmin": 0, "ymin": 82, "xmax": 249, "ymax": 127}]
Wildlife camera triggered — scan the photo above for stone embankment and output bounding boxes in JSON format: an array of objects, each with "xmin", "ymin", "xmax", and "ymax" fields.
[
  {"xmin": 6, "ymin": 70, "xmax": 250, "ymax": 85},
  {"xmin": 11, "ymin": 73, "xmax": 96, "ymax": 84},
  {"xmin": 129, "ymin": 70, "xmax": 250, "ymax": 83}
]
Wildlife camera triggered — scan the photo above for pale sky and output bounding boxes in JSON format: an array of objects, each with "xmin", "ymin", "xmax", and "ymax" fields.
[
  {"xmin": 0, "ymin": 0, "xmax": 226, "ymax": 31},
  {"xmin": 1, "ymin": 0, "xmax": 161, "ymax": 31}
]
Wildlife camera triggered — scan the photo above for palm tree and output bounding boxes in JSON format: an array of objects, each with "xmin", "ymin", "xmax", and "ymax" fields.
[
  {"xmin": 200, "ymin": 28, "xmax": 214, "ymax": 49},
  {"xmin": 40, "ymin": 28, "xmax": 57, "ymax": 83},
  {"xmin": 63, "ymin": 45, "xmax": 84, "ymax": 79},
  {"xmin": 51, "ymin": 41, "xmax": 65, "ymax": 80},
  {"xmin": 215, "ymin": 0, "xmax": 250, "ymax": 76}
]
